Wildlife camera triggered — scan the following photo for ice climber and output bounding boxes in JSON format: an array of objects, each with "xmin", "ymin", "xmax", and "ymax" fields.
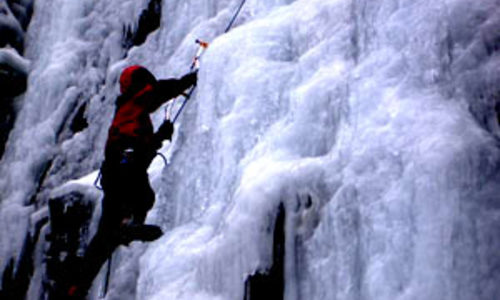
[{"xmin": 67, "ymin": 65, "xmax": 197, "ymax": 297}]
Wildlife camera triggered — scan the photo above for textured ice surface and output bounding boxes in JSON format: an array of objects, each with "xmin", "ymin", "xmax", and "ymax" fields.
[{"xmin": 1, "ymin": 0, "xmax": 500, "ymax": 299}]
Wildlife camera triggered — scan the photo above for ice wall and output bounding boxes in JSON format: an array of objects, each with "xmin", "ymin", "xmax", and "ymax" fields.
[
  {"xmin": 137, "ymin": 0, "xmax": 500, "ymax": 300},
  {"xmin": 1, "ymin": 0, "xmax": 500, "ymax": 299}
]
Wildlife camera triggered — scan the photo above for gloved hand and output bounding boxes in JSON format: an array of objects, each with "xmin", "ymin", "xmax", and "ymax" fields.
[
  {"xmin": 182, "ymin": 70, "xmax": 198, "ymax": 87},
  {"xmin": 156, "ymin": 120, "xmax": 174, "ymax": 141}
]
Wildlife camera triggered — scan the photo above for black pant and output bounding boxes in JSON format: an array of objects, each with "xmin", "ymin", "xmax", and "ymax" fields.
[{"xmin": 74, "ymin": 160, "xmax": 155, "ymax": 292}]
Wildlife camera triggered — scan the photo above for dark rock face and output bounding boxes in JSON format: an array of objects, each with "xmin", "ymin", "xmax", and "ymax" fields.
[
  {"xmin": 0, "ymin": 95, "xmax": 16, "ymax": 157},
  {"xmin": 0, "ymin": 214, "xmax": 48, "ymax": 300},
  {"xmin": 70, "ymin": 102, "xmax": 89, "ymax": 135},
  {"xmin": 0, "ymin": 49, "xmax": 28, "ymax": 158},
  {"xmin": 0, "ymin": 2, "xmax": 24, "ymax": 52},
  {"xmin": 6, "ymin": 0, "xmax": 33, "ymax": 30},
  {"xmin": 0, "ymin": 58, "xmax": 27, "ymax": 158},
  {"xmin": 44, "ymin": 191, "xmax": 95, "ymax": 300},
  {"xmin": 244, "ymin": 204, "xmax": 285, "ymax": 300},
  {"xmin": 0, "ymin": 0, "xmax": 33, "ymax": 52},
  {"xmin": 0, "ymin": 188, "xmax": 98, "ymax": 300},
  {"xmin": 123, "ymin": 0, "xmax": 162, "ymax": 49},
  {"xmin": 0, "ymin": 57, "xmax": 27, "ymax": 97}
]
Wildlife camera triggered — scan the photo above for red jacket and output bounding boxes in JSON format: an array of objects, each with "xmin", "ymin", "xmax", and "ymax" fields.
[{"xmin": 105, "ymin": 66, "xmax": 196, "ymax": 165}]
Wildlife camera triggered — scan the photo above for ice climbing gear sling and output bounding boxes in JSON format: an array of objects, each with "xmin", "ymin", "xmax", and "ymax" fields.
[
  {"xmin": 169, "ymin": 0, "xmax": 247, "ymax": 123},
  {"xmin": 94, "ymin": 171, "xmax": 103, "ymax": 191}
]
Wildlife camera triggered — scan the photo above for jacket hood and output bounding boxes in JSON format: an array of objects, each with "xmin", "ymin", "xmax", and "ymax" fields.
[{"xmin": 119, "ymin": 65, "xmax": 156, "ymax": 95}]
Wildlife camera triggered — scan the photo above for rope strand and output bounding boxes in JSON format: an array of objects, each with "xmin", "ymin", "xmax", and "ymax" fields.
[{"xmin": 224, "ymin": 0, "xmax": 247, "ymax": 33}]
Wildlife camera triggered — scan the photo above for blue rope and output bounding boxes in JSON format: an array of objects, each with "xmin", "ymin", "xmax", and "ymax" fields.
[
  {"xmin": 172, "ymin": 85, "xmax": 196, "ymax": 123},
  {"xmin": 224, "ymin": 0, "xmax": 247, "ymax": 33}
]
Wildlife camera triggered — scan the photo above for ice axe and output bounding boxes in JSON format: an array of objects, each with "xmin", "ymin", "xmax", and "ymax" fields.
[
  {"xmin": 167, "ymin": 0, "xmax": 247, "ymax": 123},
  {"xmin": 190, "ymin": 39, "xmax": 209, "ymax": 70},
  {"xmin": 166, "ymin": 39, "xmax": 209, "ymax": 123},
  {"xmin": 164, "ymin": 39, "xmax": 209, "ymax": 121}
]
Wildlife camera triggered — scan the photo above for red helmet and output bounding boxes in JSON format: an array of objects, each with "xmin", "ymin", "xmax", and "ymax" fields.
[{"xmin": 119, "ymin": 65, "xmax": 156, "ymax": 94}]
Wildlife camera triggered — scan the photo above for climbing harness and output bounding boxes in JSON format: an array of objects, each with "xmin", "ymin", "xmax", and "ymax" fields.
[
  {"xmin": 93, "ymin": 149, "xmax": 170, "ymax": 192},
  {"xmin": 93, "ymin": 148, "xmax": 135, "ymax": 191}
]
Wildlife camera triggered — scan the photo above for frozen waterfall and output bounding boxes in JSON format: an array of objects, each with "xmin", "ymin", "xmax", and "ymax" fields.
[{"xmin": 1, "ymin": 0, "xmax": 500, "ymax": 299}]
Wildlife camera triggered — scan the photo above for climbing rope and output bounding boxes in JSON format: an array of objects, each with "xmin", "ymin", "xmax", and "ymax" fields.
[{"xmin": 224, "ymin": 0, "xmax": 247, "ymax": 33}]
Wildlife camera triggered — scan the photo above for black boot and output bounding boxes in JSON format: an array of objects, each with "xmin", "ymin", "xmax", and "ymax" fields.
[{"xmin": 120, "ymin": 224, "xmax": 163, "ymax": 245}]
